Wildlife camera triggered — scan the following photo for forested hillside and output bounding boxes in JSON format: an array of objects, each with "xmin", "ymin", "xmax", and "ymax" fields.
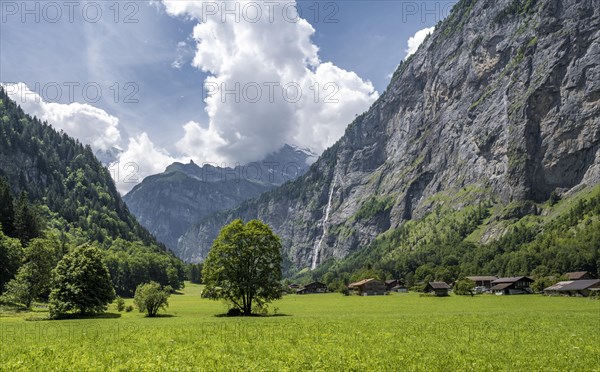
[{"xmin": 0, "ymin": 87, "xmax": 184, "ymax": 298}]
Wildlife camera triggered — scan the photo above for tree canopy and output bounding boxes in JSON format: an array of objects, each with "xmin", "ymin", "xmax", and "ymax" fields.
[
  {"xmin": 49, "ymin": 245, "xmax": 115, "ymax": 317},
  {"xmin": 134, "ymin": 281, "xmax": 170, "ymax": 317},
  {"xmin": 202, "ymin": 219, "xmax": 282, "ymax": 315}
]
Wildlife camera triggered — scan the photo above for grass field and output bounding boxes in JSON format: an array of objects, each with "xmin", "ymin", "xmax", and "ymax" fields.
[{"xmin": 1, "ymin": 283, "xmax": 599, "ymax": 371}]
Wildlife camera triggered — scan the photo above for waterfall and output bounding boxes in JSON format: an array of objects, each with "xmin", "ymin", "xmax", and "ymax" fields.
[{"xmin": 311, "ymin": 175, "xmax": 336, "ymax": 270}]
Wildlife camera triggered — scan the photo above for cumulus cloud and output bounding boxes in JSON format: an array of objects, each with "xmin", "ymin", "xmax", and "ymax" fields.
[
  {"xmin": 161, "ymin": 0, "xmax": 378, "ymax": 163},
  {"xmin": 2, "ymin": 83, "xmax": 121, "ymax": 151},
  {"xmin": 111, "ymin": 133, "xmax": 181, "ymax": 194},
  {"xmin": 405, "ymin": 26, "xmax": 435, "ymax": 59}
]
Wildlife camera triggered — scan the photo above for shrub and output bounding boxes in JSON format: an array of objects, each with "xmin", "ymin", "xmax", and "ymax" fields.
[
  {"xmin": 125, "ymin": 305, "xmax": 133, "ymax": 312},
  {"xmin": 133, "ymin": 282, "xmax": 170, "ymax": 317},
  {"xmin": 115, "ymin": 296, "xmax": 125, "ymax": 312}
]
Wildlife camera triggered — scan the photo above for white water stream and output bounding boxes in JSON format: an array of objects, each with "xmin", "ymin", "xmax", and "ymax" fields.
[{"xmin": 311, "ymin": 175, "xmax": 336, "ymax": 270}]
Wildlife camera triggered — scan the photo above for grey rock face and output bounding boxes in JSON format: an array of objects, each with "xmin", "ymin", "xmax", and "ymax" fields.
[
  {"xmin": 123, "ymin": 144, "xmax": 317, "ymax": 255},
  {"xmin": 180, "ymin": 0, "xmax": 600, "ymax": 265}
]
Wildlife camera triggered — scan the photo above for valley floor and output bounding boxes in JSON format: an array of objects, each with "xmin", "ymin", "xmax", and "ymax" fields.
[{"xmin": 1, "ymin": 283, "xmax": 599, "ymax": 371}]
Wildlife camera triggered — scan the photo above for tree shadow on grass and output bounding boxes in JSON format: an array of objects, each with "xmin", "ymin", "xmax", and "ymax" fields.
[
  {"xmin": 214, "ymin": 313, "xmax": 291, "ymax": 318},
  {"xmin": 145, "ymin": 313, "xmax": 177, "ymax": 318},
  {"xmin": 29, "ymin": 312, "xmax": 123, "ymax": 321}
]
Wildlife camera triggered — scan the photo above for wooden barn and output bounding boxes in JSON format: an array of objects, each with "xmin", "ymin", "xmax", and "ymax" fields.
[
  {"xmin": 424, "ymin": 282, "xmax": 451, "ymax": 296},
  {"xmin": 564, "ymin": 271, "xmax": 597, "ymax": 281},
  {"xmin": 465, "ymin": 276, "xmax": 498, "ymax": 289},
  {"xmin": 348, "ymin": 278, "xmax": 386, "ymax": 296},
  {"xmin": 490, "ymin": 276, "xmax": 534, "ymax": 295},
  {"xmin": 544, "ymin": 279, "xmax": 600, "ymax": 297},
  {"xmin": 296, "ymin": 281, "xmax": 327, "ymax": 294},
  {"xmin": 385, "ymin": 279, "xmax": 404, "ymax": 291}
]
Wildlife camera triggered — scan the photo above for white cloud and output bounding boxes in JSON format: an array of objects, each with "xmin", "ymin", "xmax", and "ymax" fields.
[
  {"xmin": 161, "ymin": 0, "xmax": 378, "ymax": 163},
  {"xmin": 406, "ymin": 26, "xmax": 435, "ymax": 59},
  {"xmin": 111, "ymin": 133, "xmax": 182, "ymax": 194},
  {"xmin": 2, "ymin": 83, "xmax": 121, "ymax": 151}
]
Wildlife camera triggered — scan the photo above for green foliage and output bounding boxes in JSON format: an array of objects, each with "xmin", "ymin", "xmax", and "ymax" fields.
[
  {"xmin": 0, "ymin": 87, "xmax": 186, "ymax": 298},
  {"xmin": 1, "ymin": 267, "xmax": 35, "ymax": 307},
  {"xmin": 13, "ymin": 191, "xmax": 42, "ymax": 246},
  {"xmin": 186, "ymin": 262, "xmax": 203, "ymax": 284},
  {"xmin": 1, "ymin": 237, "xmax": 61, "ymax": 306},
  {"xmin": 102, "ymin": 239, "xmax": 185, "ymax": 297},
  {"xmin": 354, "ymin": 196, "xmax": 392, "ymax": 221},
  {"xmin": 0, "ymin": 177, "xmax": 15, "ymax": 236},
  {"xmin": 454, "ymin": 278, "xmax": 475, "ymax": 296},
  {"xmin": 0, "ymin": 86, "xmax": 166, "ymax": 248},
  {"xmin": 203, "ymin": 219, "xmax": 283, "ymax": 315},
  {"xmin": 133, "ymin": 281, "xmax": 170, "ymax": 317},
  {"xmin": 115, "ymin": 296, "xmax": 125, "ymax": 312},
  {"xmin": 0, "ymin": 230, "xmax": 22, "ymax": 292},
  {"xmin": 49, "ymin": 245, "xmax": 115, "ymax": 318},
  {"xmin": 532, "ymin": 277, "xmax": 559, "ymax": 293}
]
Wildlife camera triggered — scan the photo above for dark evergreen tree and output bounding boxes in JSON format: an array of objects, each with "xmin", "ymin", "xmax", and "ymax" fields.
[
  {"xmin": 0, "ymin": 177, "xmax": 15, "ymax": 236},
  {"xmin": 13, "ymin": 191, "xmax": 41, "ymax": 246}
]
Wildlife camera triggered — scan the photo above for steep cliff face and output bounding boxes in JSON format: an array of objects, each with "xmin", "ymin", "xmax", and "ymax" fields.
[
  {"xmin": 179, "ymin": 0, "xmax": 600, "ymax": 265},
  {"xmin": 123, "ymin": 145, "xmax": 316, "ymax": 253}
]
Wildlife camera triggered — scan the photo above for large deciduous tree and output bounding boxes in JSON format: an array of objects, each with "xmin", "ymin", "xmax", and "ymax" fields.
[
  {"xmin": 202, "ymin": 219, "xmax": 282, "ymax": 316},
  {"xmin": 49, "ymin": 245, "xmax": 115, "ymax": 318}
]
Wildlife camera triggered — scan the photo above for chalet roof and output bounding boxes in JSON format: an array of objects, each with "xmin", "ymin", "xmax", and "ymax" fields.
[
  {"xmin": 492, "ymin": 276, "xmax": 533, "ymax": 284},
  {"xmin": 305, "ymin": 281, "xmax": 326, "ymax": 287},
  {"xmin": 385, "ymin": 279, "xmax": 400, "ymax": 285},
  {"xmin": 490, "ymin": 283, "xmax": 513, "ymax": 290},
  {"xmin": 466, "ymin": 276, "xmax": 498, "ymax": 281},
  {"xmin": 564, "ymin": 271, "xmax": 596, "ymax": 280},
  {"xmin": 349, "ymin": 278, "xmax": 380, "ymax": 288},
  {"xmin": 391, "ymin": 285, "xmax": 406, "ymax": 290},
  {"xmin": 428, "ymin": 282, "xmax": 451, "ymax": 290},
  {"xmin": 544, "ymin": 279, "xmax": 600, "ymax": 292}
]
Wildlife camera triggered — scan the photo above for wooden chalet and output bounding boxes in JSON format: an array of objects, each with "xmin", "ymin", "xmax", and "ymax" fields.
[
  {"xmin": 296, "ymin": 281, "xmax": 327, "ymax": 294},
  {"xmin": 465, "ymin": 276, "xmax": 498, "ymax": 289},
  {"xmin": 385, "ymin": 279, "xmax": 404, "ymax": 291},
  {"xmin": 348, "ymin": 278, "xmax": 386, "ymax": 296},
  {"xmin": 490, "ymin": 276, "xmax": 534, "ymax": 295},
  {"xmin": 564, "ymin": 271, "xmax": 597, "ymax": 281},
  {"xmin": 544, "ymin": 279, "xmax": 600, "ymax": 297},
  {"xmin": 424, "ymin": 282, "xmax": 451, "ymax": 297}
]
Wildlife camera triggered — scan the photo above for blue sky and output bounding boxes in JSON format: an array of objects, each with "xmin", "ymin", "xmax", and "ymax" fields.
[{"xmin": 1, "ymin": 0, "xmax": 455, "ymax": 192}]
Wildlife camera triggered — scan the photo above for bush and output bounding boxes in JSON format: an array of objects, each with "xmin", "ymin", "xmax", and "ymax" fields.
[
  {"xmin": 125, "ymin": 305, "xmax": 133, "ymax": 312},
  {"xmin": 133, "ymin": 281, "xmax": 170, "ymax": 317},
  {"xmin": 115, "ymin": 297, "xmax": 125, "ymax": 312},
  {"xmin": 454, "ymin": 279, "xmax": 475, "ymax": 296}
]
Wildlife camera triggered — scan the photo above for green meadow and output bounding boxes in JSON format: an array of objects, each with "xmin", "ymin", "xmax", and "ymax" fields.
[{"xmin": 1, "ymin": 283, "xmax": 599, "ymax": 371}]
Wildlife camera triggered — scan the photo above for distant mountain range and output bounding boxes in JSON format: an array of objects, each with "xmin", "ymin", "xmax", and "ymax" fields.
[{"xmin": 123, "ymin": 144, "xmax": 317, "ymax": 253}]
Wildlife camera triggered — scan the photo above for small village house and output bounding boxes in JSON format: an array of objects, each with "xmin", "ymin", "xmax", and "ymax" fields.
[
  {"xmin": 424, "ymin": 282, "xmax": 451, "ymax": 297},
  {"xmin": 544, "ymin": 279, "xmax": 600, "ymax": 297},
  {"xmin": 385, "ymin": 279, "xmax": 405, "ymax": 292},
  {"xmin": 490, "ymin": 276, "xmax": 534, "ymax": 295},
  {"xmin": 465, "ymin": 276, "xmax": 498, "ymax": 289},
  {"xmin": 564, "ymin": 271, "xmax": 597, "ymax": 281},
  {"xmin": 296, "ymin": 281, "xmax": 327, "ymax": 294},
  {"xmin": 348, "ymin": 278, "xmax": 387, "ymax": 296}
]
